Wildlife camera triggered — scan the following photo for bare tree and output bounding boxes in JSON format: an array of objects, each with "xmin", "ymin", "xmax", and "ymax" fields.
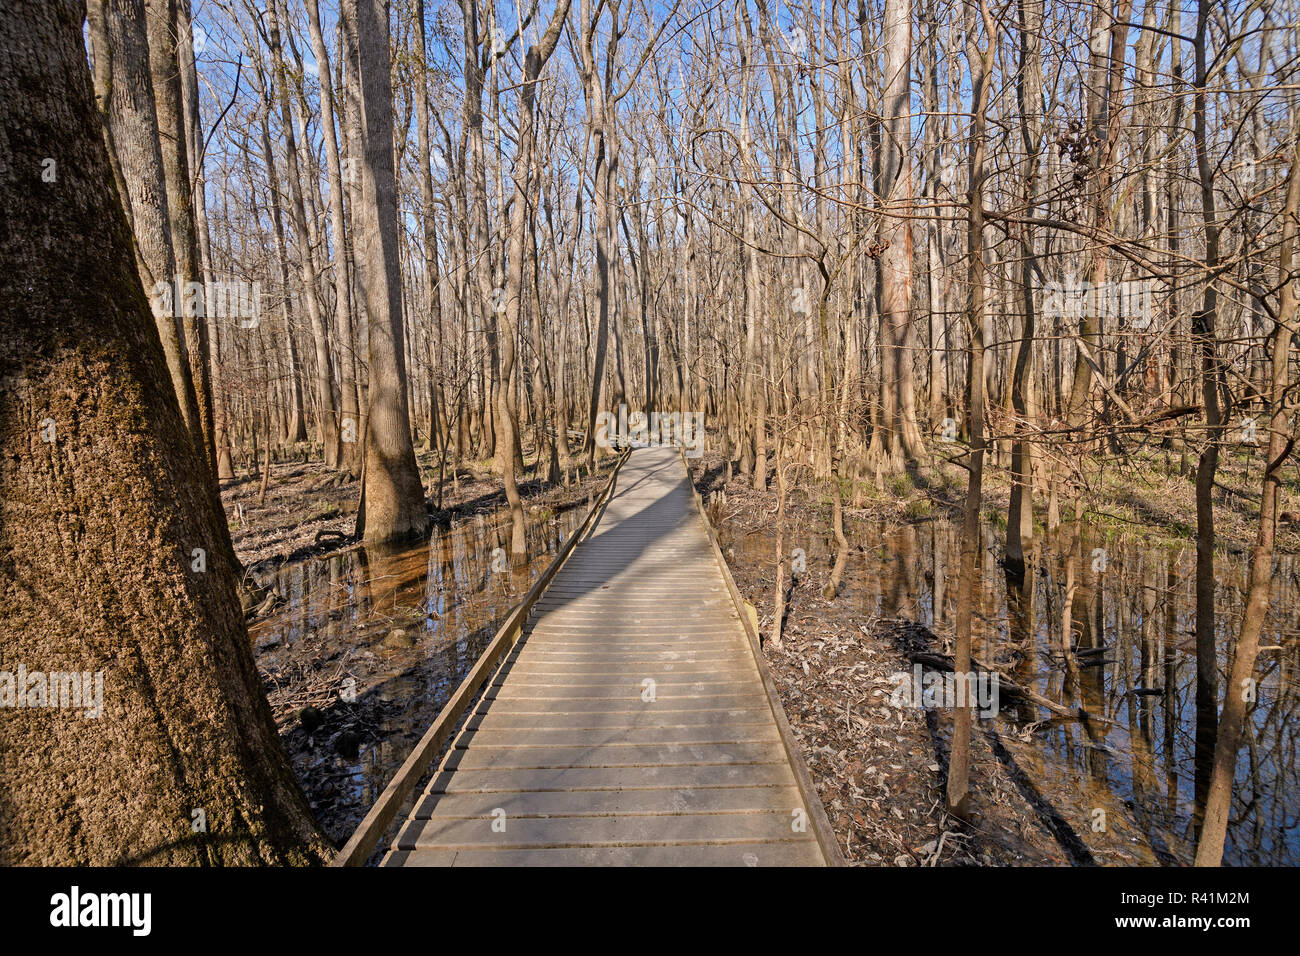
[{"xmin": 347, "ymin": 0, "xmax": 429, "ymax": 543}]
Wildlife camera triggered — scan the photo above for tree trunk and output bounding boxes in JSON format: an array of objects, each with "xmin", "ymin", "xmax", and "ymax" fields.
[
  {"xmin": 347, "ymin": 0, "xmax": 429, "ymax": 544},
  {"xmin": 86, "ymin": 0, "xmax": 204, "ymax": 457},
  {"xmin": 1193, "ymin": 109, "xmax": 1300, "ymax": 868},
  {"xmin": 267, "ymin": 0, "xmax": 339, "ymax": 468},
  {"xmin": 412, "ymin": 0, "xmax": 444, "ymax": 469},
  {"xmin": 497, "ymin": 1, "xmax": 572, "ymax": 554},
  {"xmin": 1191, "ymin": 0, "xmax": 1227, "ymax": 830},
  {"xmin": 306, "ymin": 0, "xmax": 361, "ymax": 474},
  {"xmin": 145, "ymin": 0, "xmax": 216, "ymax": 476},
  {"xmin": 0, "ymin": 0, "xmax": 328, "ymax": 864},
  {"xmin": 870, "ymin": 0, "xmax": 926, "ymax": 472},
  {"xmin": 1006, "ymin": 0, "xmax": 1043, "ymax": 575},
  {"xmin": 947, "ymin": 0, "xmax": 995, "ymax": 819},
  {"xmin": 577, "ymin": 0, "xmax": 618, "ymax": 466}
]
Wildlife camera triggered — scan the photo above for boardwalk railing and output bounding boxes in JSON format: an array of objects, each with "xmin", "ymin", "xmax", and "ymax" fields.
[
  {"xmin": 332, "ymin": 452, "xmax": 629, "ymax": 866},
  {"xmin": 679, "ymin": 449, "xmax": 845, "ymax": 866}
]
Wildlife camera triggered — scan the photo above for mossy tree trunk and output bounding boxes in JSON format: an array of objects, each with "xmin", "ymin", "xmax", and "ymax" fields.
[{"xmin": 0, "ymin": 0, "xmax": 329, "ymax": 865}]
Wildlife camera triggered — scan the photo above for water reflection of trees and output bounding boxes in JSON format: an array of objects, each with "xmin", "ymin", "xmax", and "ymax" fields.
[{"xmin": 752, "ymin": 518, "xmax": 1297, "ymax": 865}]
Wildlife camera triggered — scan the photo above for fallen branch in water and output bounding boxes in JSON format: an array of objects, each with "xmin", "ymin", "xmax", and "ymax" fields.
[{"xmin": 906, "ymin": 650, "xmax": 1113, "ymax": 725}]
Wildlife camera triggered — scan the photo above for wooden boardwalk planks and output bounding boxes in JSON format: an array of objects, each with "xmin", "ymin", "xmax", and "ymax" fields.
[{"xmin": 378, "ymin": 446, "xmax": 835, "ymax": 867}]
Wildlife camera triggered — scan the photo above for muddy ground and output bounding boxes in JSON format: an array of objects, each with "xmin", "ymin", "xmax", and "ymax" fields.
[
  {"xmin": 224, "ymin": 447, "xmax": 609, "ymax": 574},
  {"xmin": 685, "ymin": 438, "xmax": 1300, "ymax": 866}
]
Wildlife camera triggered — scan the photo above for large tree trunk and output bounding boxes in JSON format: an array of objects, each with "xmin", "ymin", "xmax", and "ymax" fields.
[
  {"xmin": 347, "ymin": 0, "xmax": 429, "ymax": 545},
  {"xmin": 0, "ymin": 0, "xmax": 328, "ymax": 864}
]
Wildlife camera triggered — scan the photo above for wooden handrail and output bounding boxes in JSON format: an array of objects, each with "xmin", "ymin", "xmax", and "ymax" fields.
[
  {"xmin": 331, "ymin": 451, "xmax": 629, "ymax": 866},
  {"xmin": 679, "ymin": 448, "xmax": 846, "ymax": 867}
]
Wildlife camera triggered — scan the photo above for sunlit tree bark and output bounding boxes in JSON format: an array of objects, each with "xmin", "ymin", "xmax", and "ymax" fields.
[
  {"xmin": 0, "ymin": 0, "xmax": 328, "ymax": 865},
  {"xmin": 347, "ymin": 0, "xmax": 429, "ymax": 544}
]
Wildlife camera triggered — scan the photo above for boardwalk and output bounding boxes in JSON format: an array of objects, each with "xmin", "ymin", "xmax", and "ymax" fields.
[{"xmin": 374, "ymin": 446, "xmax": 836, "ymax": 866}]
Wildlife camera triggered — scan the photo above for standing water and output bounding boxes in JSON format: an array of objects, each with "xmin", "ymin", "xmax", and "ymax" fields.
[{"xmin": 248, "ymin": 502, "xmax": 591, "ymax": 842}]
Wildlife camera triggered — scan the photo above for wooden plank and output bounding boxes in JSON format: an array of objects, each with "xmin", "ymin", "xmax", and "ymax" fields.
[
  {"xmin": 490, "ymin": 676, "xmax": 756, "ymax": 691},
  {"xmin": 424, "ymin": 763, "xmax": 798, "ymax": 792},
  {"xmin": 411, "ymin": 785, "xmax": 804, "ymax": 818},
  {"xmin": 540, "ymin": 586, "xmax": 726, "ymax": 596},
  {"xmin": 478, "ymin": 695, "xmax": 772, "ymax": 713},
  {"xmin": 522, "ymin": 631, "xmax": 740, "ymax": 641},
  {"xmin": 533, "ymin": 597, "xmax": 731, "ymax": 608},
  {"xmin": 526, "ymin": 622, "xmax": 737, "ymax": 632},
  {"xmin": 484, "ymin": 687, "xmax": 763, "ymax": 702},
  {"xmin": 443, "ymin": 741, "xmax": 789, "ymax": 771},
  {"xmin": 541, "ymin": 578, "xmax": 721, "ymax": 586},
  {"xmin": 468, "ymin": 709, "xmax": 774, "ymax": 730},
  {"xmin": 509, "ymin": 644, "xmax": 747, "ymax": 660},
  {"xmin": 522, "ymin": 632, "xmax": 741, "ymax": 643},
  {"xmin": 507, "ymin": 649, "xmax": 750, "ymax": 662},
  {"xmin": 546, "ymin": 572, "xmax": 714, "ymax": 582},
  {"xmin": 501, "ymin": 661, "xmax": 757, "ymax": 677},
  {"xmin": 511, "ymin": 656, "xmax": 746, "ymax": 665},
  {"xmin": 394, "ymin": 810, "xmax": 816, "ymax": 850},
  {"xmin": 453, "ymin": 725, "xmax": 781, "ymax": 747},
  {"xmin": 529, "ymin": 611, "xmax": 736, "ymax": 623},
  {"xmin": 384, "ymin": 841, "xmax": 824, "ymax": 866}
]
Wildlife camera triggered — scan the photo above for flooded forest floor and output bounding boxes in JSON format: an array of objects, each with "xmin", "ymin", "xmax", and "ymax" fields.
[
  {"xmin": 691, "ymin": 440, "xmax": 1300, "ymax": 866},
  {"xmin": 223, "ymin": 444, "xmax": 618, "ymax": 844},
  {"xmin": 222, "ymin": 436, "xmax": 1299, "ymax": 865}
]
